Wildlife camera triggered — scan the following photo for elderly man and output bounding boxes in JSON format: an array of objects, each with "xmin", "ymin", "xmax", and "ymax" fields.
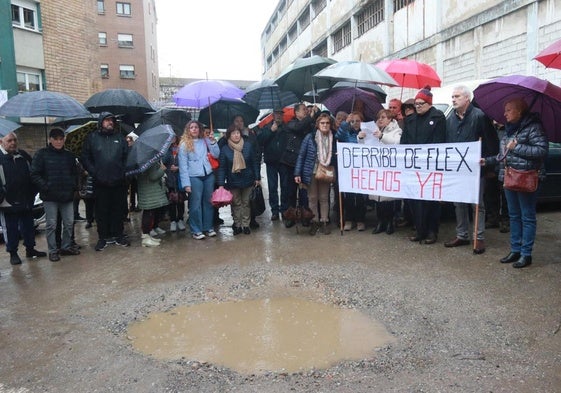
[
  {"xmin": 0, "ymin": 132, "xmax": 46, "ymax": 266},
  {"xmin": 389, "ymin": 98, "xmax": 404, "ymax": 128},
  {"xmin": 401, "ymin": 86, "xmax": 447, "ymax": 245},
  {"xmin": 31, "ymin": 128, "xmax": 80, "ymax": 262},
  {"xmin": 444, "ymin": 85, "xmax": 498, "ymax": 254}
]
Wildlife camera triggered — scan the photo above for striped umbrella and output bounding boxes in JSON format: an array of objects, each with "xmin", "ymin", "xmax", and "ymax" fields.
[
  {"xmin": 243, "ymin": 79, "xmax": 298, "ymax": 110},
  {"xmin": 125, "ymin": 124, "xmax": 175, "ymax": 176}
]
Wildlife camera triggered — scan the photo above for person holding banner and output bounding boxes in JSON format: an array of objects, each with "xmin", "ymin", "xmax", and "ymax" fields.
[
  {"xmin": 366, "ymin": 109, "xmax": 403, "ymax": 235},
  {"xmin": 485, "ymin": 98, "xmax": 548, "ymax": 268},
  {"xmin": 336, "ymin": 111, "xmax": 368, "ymax": 231},
  {"xmin": 401, "ymin": 86, "xmax": 446, "ymax": 244},
  {"xmin": 444, "ymin": 85, "xmax": 497, "ymax": 254}
]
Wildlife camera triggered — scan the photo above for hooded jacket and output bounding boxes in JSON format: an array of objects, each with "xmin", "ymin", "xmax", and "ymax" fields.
[{"xmin": 81, "ymin": 112, "xmax": 128, "ymax": 187}]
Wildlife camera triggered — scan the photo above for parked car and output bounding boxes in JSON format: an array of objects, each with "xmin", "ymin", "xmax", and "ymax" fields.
[{"xmin": 0, "ymin": 193, "xmax": 46, "ymax": 241}]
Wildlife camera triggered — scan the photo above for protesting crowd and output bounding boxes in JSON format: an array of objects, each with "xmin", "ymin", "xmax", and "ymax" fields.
[{"xmin": 0, "ymin": 84, "xmax": 548, "ymax": 273}]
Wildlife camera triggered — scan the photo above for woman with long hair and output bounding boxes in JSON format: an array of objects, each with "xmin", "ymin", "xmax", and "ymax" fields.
[{"xmin": 178, "ymin": 120, "xmax": 220, "ymax": 240}]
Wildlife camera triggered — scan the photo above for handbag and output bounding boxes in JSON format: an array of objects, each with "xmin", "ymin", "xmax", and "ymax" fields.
[
  {"xmin": 503, "ymin": 166, "xmax": 538, "ymax": 193},
  {"xmin": 168, "ymin": 189, "xmax": 185, "ymax": 204},
  {"xmin": 205, "ymin": 139, "xmax": 220, "ymax": 170},
  {"xmin": 249, "ymin": 185, "xmax": 266, "ymax": 216},
  {"xmin": 211, "ymin": 187, "xmax": 233, "ymax": 207},
  {"xmin": 315, "ymin": 164, "xmax": 336, "ymax": 183}
]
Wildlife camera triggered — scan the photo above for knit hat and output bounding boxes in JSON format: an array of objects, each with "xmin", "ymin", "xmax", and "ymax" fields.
[
  {"xmin": 49, "ymin": 128, "xmax": 65, "ymax": 138},
  {"xmin": 415, "ymin": 85, "xmax": 433, "ymax": 105}
]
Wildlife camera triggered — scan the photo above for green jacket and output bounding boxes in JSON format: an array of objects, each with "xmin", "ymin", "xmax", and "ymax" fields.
[{"xmin": 136, "ymin": 163, "xmax": 169, "ymax": 210}]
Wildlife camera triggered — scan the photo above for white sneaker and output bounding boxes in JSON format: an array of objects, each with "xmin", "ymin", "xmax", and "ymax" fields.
[
  {"xmin": 192, "ymin": 233, "xmax": 205, "ymax": 240},
  {"xmin": 177, "ymin": 220, "xmax": 186, "ymax": 231},
  {"xmin": 150, "ymin": 235, "xmax": 161, "ymax": 243},
  {"xmin": 149, "ymin": 229, "xmax": 159, "ymax": 238},
  {"xmin": 154, "ymin": 227, "xmax": 166, "ymax": 235},
  {"xmin": 205, "ymin": 229, "xmax": 217, "ymax": 237},
  {"xmin": 141, "ymin": 234, "xmax": 160, "ymax": 247},
  {"xmin": 170, "ymin": 221, "xmax": 177, "ymax": 232}
]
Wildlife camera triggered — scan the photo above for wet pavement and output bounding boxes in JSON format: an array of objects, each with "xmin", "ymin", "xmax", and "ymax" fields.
[{"xmin": 1, "ymin": 200, "xmax": 560, "ymax": 392}]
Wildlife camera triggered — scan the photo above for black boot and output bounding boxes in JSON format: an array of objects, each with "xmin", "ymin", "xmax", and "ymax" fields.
[
  {"xmin": 372, "ymin": 222, "xmax": 386, "ymax": 234},
  {"xmin": 513, "ymin": 255, "xmax": 532, "ymax": 268},
  {"xmin": 500, "ymin": 252, "xmax": 520, "ymax": 263},
  {"xmin": 385, "ymin": 220, "xmax": 395, "ymax": 235}
]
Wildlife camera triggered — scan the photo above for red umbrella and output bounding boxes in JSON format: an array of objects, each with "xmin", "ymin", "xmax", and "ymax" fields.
[
  {"xmin": 534, "ymin": 39, "xmax": 561, "ymax": 69},
  {"xmin": 375, "ymin": 59, "xmax": 441, "ymax": 96},
  {"xmin": 257, "ymin": 106, "xmax": 295, "ymax": 128}
]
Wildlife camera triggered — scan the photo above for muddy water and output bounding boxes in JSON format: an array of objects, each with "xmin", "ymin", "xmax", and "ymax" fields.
[{"xmin": 128, "ymin": 297, "xmax": 395, "ymax": 374}]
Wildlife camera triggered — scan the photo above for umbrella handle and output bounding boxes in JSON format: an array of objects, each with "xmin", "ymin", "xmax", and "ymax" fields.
[{"xmin": 207, "ymin": 97, "xmax": 214, "ymax": 133}]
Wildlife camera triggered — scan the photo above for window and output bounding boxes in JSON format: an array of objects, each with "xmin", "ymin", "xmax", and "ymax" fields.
[
  {"xmin": 98, "ymin": 32, "xmax": 107, "ymax": 45},
  {"xmin": 287, "ymin": 23, "xmax": 297, "ymax": 44},
  {"xmin": 313, "ymin": 40, "xmax": 328, "ymax": 58},
  {"xmin": 311, "ymin": 0, "xmax": 327, "ymax": 16},
  {"xmin": 357, "ymin": 0, "xmax": 384, "ymax": 37},
  {"xmin": 101, "ymin": 64, "xmax": 109, "ymax": 78},
  {"xmin": 11, "ymin": 2, "xmax": 38, "ymax": 31},
  {"xmin": 394, "ymin": 0, "xmax": 414, "ymax": 11},
  {"xmin": 117, "ymin": 33, "xmax": 133, "ymax": 47},
  {"xmin": 332, "ymin": 22, "xmax": 351, "ymax": 53},
  {"xmin": 17, "ymin": 70, "xmax": 42, "ymax": 92},
  {"xmin": 116, "ymin": 2, "xmax": 131, "ymax": 16},
  {"xmin": 279, "ymin": 38, "xmax": 286, "ymax": 54},
  {"xmin": 119, "ymin": 65, "xmax": 135, "ymax": 79},
  {"xmin": 97, "ymin": 0, "xmax": 105, "ymax": 13},
  {"xmin": 299, "ymin": 8, "xmax": 310, "ymax": 30}
]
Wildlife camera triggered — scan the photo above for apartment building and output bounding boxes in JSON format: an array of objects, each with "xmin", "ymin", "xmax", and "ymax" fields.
[
  {"xmin": 0, "ymin": 0, "xmax": 159, "ymax": 104},
  {"xmin": 260, "ymin": 0, "xmax": 561, "ymax": 97}
]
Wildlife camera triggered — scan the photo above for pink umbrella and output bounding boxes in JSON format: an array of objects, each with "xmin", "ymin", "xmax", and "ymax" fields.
[
  {"xmin": 376, "ymin": 59, "xmax": 441, "ymax": 99},
  {"xmin": 534, "ymin": 39, "xmax": 561, "ymax": 69}
]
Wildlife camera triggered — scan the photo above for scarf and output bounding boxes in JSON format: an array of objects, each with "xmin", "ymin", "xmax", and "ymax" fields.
[
  {"xmin": 228, "ymin": 137, "xmax": 246, "ymax": 173},
  {"xmin": 315, "ymin": 130, "xmax": 332, "ymax": 166}
]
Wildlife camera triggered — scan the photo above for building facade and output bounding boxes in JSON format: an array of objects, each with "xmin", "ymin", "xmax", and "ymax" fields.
[{"xmin": 261, "ymin": 0, "xmax": 561, "ymax": 98}]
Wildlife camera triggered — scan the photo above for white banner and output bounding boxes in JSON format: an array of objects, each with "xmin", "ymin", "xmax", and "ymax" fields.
[{"xmin": 336, "ymin": 141, "xmax": 482, "ymax": 204}]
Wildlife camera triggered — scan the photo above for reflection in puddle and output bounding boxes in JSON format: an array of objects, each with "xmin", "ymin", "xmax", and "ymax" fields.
[{"xmin": 128, "ymin": 297, "xmax": 395, "ymax": 374}]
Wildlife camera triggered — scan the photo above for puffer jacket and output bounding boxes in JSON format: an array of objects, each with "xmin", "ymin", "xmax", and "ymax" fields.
[
  {"xmin": 485, "ymin": 112, "xmax": 549, "ymax": 181},
  {"xmin": 81, "ymin": 112, "xmax": 128, "ymax": 187},
  {"xmin": 401, "ymin": 106, "xmax": 446, "ymax": 145},
  {"xmin": 335, "ymin": 121, "xmax": 361, "ymax": 143},
  {"xmin": 136, "ymin": 163, "xmax": 169, "ymax": 210},
  {"xmin": 0, "ymin": 148, "xmax": 36, "ymax": 212},
  {"xmin": 216, "ymin": 140, "xmax": 260, "ymax": 189},
  {"xmin": 294, "ymin": 132, "xmax": 336, "ymax": 186},
  {"xmin": 31, "ymin": 144, "xmax": 78, "ymax": 202}
]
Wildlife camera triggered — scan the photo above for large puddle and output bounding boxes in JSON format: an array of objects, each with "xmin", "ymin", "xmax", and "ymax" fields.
[{"xmin": 128, "ymin": 297, "xmax": 395, "ymax": 374}]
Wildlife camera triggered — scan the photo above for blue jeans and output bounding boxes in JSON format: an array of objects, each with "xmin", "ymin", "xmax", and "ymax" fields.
[
  {"xmin": 188, "ymin": 174, "xmax": 215, "ymax": 234},
  {"xmin": 504, "ymin": 188, "xmax": 538, "ymax": 256},
  {"xmin": 44, "ymin": 201, "xmax": 73, "ymax": 253},
  {"xmin": 265, "ymin": 162, "xmax": 281, "ymax": 215}
]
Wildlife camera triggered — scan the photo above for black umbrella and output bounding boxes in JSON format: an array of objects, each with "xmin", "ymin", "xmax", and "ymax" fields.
[
  {"xmin": 243, "ymin": 79, "xmax": 299, "ymax": 110},
  {"xmin": 0, "ymin": 118, "xmax": 22, "ymax": 137},
  {"xmin": 125, "ymin": 124, "xmax": 175, "ymax": 176},
  {"xmin": 198, "ymin": 99, "xmax": 259, "ymax": 130},
  {"xmin": 84, "ymin": 89, "xmax": 153, "ymax": 124},
  {"xmin": 136, "ymin": 108, "xmax": 192, "ymax": 136},
  {"xmin": 52, "ymin": 113, "xmax": 99, "ymax": 128},
  {"xmin": 274, "ymin": 55, "xmax": 337, "ymax": 99}
]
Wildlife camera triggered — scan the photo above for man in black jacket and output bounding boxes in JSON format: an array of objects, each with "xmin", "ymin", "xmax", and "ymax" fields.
[
  {"xmin": 0, "ymin": 132, "xmax": 46, "ymax": 266},
  {"xmin": 81, "ymin": 112, "xmax": 129, "ymax": 250},
  {"xmin": 443, "ymin": 85, "xmax": 498, "ymax": 254}
]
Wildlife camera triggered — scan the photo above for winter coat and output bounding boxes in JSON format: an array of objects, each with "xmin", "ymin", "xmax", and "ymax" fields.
[
  {"xmin": 162, "ymin": 144, "xmax": 180, "ymax": 189},
  {"xmin": 0, "ymin": 148, "xmax": 36, "ymax": 212},
  {"xmin": 401, "ymin": 106, "xmax": 446, "ymax": 145},
  {"xmin": 136, "ymin": 163, "xmax": 169, "ymax": 210},
  {"xmin": 294, "ymin": 132, "xmax": 336, "ymax": 186},
  {"xmin": 446, "ymin": 103, "xmax": 498, "ymax": 158},
  {"xmin": 81, "ymin": 112, "xmax": 128, "ymax": 187},
  {"xmin": 280, "ymin": 116, "xmax": 314, "ymax": 167},
  {"xmin": 30, "ymin": 144, "xmax": 78, "ymax": 203},
  {"xmin": 377, "ymin": 119, "xmax": 402, "ymax": 145},
  {"xmin": 258, "ymin": 123, "xmax": 285, "ymax": 164},
  {"xmin": 216, "ymin": 140, "xmax": 261, "ymax": 189},
  {"xmin": 335, "ymin": 121, "xmax": 361, "ymax": 143},
  {"xmin": 178, "ymin": 138, "xmax": 220, "ymax": 188},
  {"xmin": 485, "ymin": 112, "xmax": 548, "ymax": 182}
]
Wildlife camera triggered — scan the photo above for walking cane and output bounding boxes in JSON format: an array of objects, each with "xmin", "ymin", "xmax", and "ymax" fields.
[
  {"xmin": 339, "ymin": 192, "xmax": 344, "ymax": 235},
  {"xmin": 473, "ymin": 137, "xmax": 482, "ymax": 253}
]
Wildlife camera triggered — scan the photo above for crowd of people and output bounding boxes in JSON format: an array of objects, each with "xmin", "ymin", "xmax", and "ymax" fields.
[{"xmin": 0, "ymin": 85, "xmax": 549, "ymax": 273}]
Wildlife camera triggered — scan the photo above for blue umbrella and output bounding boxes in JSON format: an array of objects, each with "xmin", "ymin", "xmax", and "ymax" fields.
[
  {"xmin": 0, "ymin": 118, "xmax": 22, "ymax": 137},
  {"xmin": 125, "ymin": 124, "xmax": 175, "ymax": 176},
  {"xmin": 0, "ymin": 91, "xmax": 90, "ymax": 118}
]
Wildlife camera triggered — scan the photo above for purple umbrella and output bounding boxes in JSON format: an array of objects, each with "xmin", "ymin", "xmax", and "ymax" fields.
[
  {"xmin": 473, "ymin": 75, "xmax": 561, "ymax": 143},
  {"xmin": 322, "ymin": 88, "xmax": 383, "ymax": 122},
  {"xmin": 173, "ymin": 80, "xmax": 244, "ymax": 108}
]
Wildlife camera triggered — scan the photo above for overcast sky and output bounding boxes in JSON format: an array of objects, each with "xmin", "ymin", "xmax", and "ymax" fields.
[{"xmin": 156, "ymin": 1, "xmax": 278, "ymax": 81}]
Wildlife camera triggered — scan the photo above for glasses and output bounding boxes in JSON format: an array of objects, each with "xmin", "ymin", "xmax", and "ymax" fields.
[
  {"xmin": 349, "ymin": 120, "xmax": 359, "ymax": 124},
  {"xmin": 414, "ymin": 102, "xmax": 427, "ymax": 107},
  {"xmin": 319, "ymin": 121, "xmax": 331, "ymax": 125}
]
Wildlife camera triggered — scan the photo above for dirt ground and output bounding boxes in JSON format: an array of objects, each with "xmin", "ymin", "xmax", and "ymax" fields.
[{"xmin": 1, "ymin": 202, "xmax": 560, "ymax": 393}]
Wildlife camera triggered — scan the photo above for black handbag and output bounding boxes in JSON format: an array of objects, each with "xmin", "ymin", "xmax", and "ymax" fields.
[{"xmin": 249, "ymin": 185, "xmax": 266, "ymax": 216}]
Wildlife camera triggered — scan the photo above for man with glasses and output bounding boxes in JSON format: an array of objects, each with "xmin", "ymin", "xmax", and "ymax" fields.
[{"xmin": 401, "ymin": 86, "xmax": 446, "ymax": 245}]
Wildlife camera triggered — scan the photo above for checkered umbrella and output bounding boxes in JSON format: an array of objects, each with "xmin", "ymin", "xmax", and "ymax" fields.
[
  {"xmin": 0, "ymin": 91, "xmax": 90, "ymax": 118},
  {"xmin": 243, "ymin": 79, "xmax": 298, "ymax": 110}
]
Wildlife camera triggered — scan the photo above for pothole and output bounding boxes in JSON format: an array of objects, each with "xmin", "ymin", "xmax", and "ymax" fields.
[{"xmin": 128, "ymin": 296, "xmax": 395, "ymax": 375}]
